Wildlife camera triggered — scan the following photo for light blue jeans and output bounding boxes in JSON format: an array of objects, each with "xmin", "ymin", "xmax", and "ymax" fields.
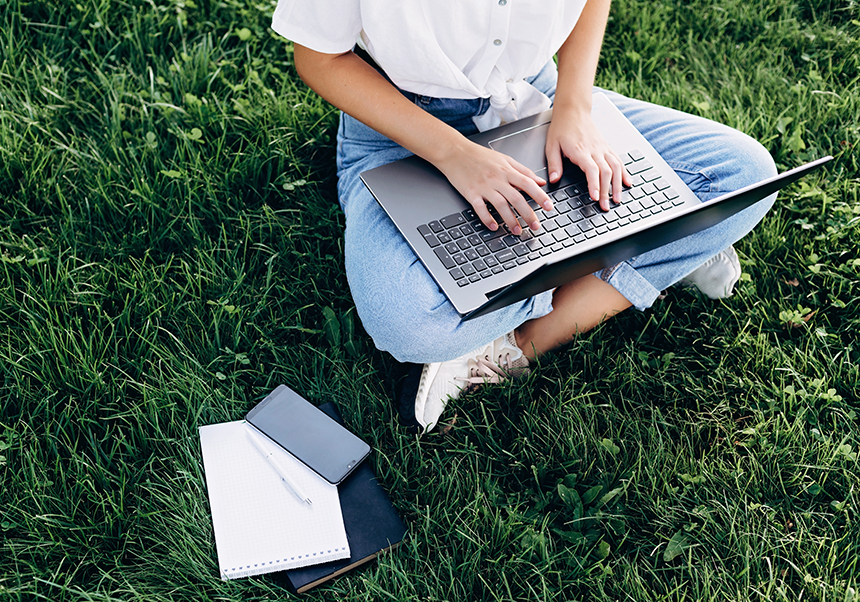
[{"xmin": 336, "ymin": 62, "xmax": 777, "ymax": 363}]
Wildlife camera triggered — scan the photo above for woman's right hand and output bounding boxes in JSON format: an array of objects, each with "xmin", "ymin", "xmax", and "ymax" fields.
[{"xmin": 435, "ymin": 140, "xmax": 554, "ymax": 236}]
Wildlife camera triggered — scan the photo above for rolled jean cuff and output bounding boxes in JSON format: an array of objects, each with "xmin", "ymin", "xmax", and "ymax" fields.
[{"xmin": 596, "ymin": 261, "xmax": 662, "ymax": 311}]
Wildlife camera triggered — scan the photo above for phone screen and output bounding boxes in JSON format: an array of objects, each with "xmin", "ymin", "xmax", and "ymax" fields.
[{"xmin": 245, "ymin": 385, "xmax": 371, "ymax": 484}]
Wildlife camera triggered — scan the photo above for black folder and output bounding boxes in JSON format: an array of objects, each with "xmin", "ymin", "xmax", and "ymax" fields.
[{"xmin": 275, "ymin": 403, "xmax": 407, "ymax": 594}]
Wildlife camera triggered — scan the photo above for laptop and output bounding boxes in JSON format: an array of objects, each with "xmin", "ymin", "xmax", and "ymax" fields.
[{"xmin": 360, "ymin": 93, "xmax": 831, "ymax": 320}]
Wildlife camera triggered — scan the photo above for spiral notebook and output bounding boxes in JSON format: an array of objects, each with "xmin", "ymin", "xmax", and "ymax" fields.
[{"xmin": 199, "ymin": 420, "xmax": 351, "ymax": 580}]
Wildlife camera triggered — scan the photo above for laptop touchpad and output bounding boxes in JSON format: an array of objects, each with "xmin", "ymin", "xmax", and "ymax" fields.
[{"xmin": 488, "ymin": 123, "xmax": 550, "ymax": 175}]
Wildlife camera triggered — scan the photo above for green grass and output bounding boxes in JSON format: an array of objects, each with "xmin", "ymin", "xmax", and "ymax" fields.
[{"xmin": 1, "ymin": 0, "xmax": 859, "ymax": 600}]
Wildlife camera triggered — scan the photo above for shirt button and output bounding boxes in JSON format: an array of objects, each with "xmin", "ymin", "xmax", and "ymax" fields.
[
  {"xmin": 493, "ymin": 39, "xmax": 502, "ymax": 46},
  {"xmin": 498, "ymin": 0, "xmax": 507, "ymax": 5}
]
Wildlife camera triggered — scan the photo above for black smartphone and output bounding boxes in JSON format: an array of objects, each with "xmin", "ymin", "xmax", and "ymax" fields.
[{"xmin": 245, "ymin": 385, "xmax": 371, "ymax": 485}]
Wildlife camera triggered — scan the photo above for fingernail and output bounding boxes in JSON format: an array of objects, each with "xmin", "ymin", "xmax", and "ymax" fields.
[
  {"xmin": 543, "ymin": 200, "xmax": 553, "ymax": 211},
  {"xmin": 489, "ymin": 222, "xmax": 498, "ymax": 231},
  {"xmin": 512, "ymin": 226, "xmax": 522, "ymax": 236},
  {"xmin": 592, "ymin": 189, "xmax": 599, "ymax": 200},
  {"xmin": 530, "ymin": 220, "xmax": 540, "ymax": 230},
  {"xmin": 549, "ymin": 171, "xmax": 558, "ymax": 182}
]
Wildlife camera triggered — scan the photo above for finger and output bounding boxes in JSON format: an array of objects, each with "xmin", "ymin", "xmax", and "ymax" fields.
[
  {"xmin": 597, "ymin": 157, "xmax": 613, "ymax": 211},
  {"xmin": 545, "ymin": 140, "xmax": 564, "ymax": 185},
  {"xmin": 581, "ymin": 156, "xmax": 601, "ymax": 205},
  {"xmin": 503, "ymin": 187, "xmax": 540, "ymax": 231},
  {"xmin": 471, "ymin": 198, "xmax": 499, "ymax": 231},
  {"xmin": 507, "ymin": 158, "xmax": 552, "ymax": 210},
  {"xmin": 621, "ymin": 159, "xmax": 634, "ymax": 188},
  {"xmin": 486, "ymin": 191, "xmax": 522, "ymax": 236},
  {"xmin": 609, "ymin": 154, "xmax": 624, "ymax": 206}
]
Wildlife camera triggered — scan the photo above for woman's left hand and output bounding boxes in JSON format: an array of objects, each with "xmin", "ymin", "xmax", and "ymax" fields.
[{"xmin": 545, "ymin": 107, "xmax": 632, "ymax": 212}]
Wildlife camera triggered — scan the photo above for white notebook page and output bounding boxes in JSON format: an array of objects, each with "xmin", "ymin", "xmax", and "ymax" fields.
[{"xmin": 199, "ymin": 420, "xmax": 350, "ymax": 580}]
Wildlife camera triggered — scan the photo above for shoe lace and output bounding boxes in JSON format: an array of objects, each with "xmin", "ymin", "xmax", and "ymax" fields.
[{"xmin": 455, "ymin": 351, "xmax": 515, "ymax": 386}]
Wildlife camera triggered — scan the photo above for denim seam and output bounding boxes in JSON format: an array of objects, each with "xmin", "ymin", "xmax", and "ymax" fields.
[{"xmin": 668, "ymin": 161, "xmax": 716, "ymax": 195}]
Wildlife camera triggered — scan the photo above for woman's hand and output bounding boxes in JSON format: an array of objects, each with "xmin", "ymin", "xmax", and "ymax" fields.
[
  {"xmin": 545, "ymin": 107, "xmax": 632, "ymax": 212},
  {"xmin": 435, "ymin": 140, "xmax": 554, "ymax": 235}
]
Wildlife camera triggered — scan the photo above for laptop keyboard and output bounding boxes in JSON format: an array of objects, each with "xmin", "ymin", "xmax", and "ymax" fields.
[{"xmin": 416, "ymin": 149, "xmax": 685, "ymax": 288}]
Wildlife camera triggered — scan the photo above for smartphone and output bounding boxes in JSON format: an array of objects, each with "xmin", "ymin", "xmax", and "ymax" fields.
[{"xmin": 245, "ymin": 385, "xmax": 371, "ymax": 485}]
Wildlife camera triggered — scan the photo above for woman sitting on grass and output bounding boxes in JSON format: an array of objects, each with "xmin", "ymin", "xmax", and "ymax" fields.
[{"xmin": 272, "ymin": 0, "xmax": 777, "ymax": 432}]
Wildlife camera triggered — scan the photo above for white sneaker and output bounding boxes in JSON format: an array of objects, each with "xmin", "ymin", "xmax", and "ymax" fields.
[
  {"xmin": 678, "ymin": 246, "xmax": 742, "ymax": 299},
  {"xmin": 412, "ymin": 332, "xmax": 529, "ymax": 433}
]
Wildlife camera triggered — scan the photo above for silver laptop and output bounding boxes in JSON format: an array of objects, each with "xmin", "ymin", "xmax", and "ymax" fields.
[{"xmin": 361, "ymin": 93, "xmax": 830, "ymax": 320}]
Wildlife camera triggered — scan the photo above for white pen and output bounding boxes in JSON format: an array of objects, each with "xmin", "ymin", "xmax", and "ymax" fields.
[{"xmin": 245, "ymin": 424, "xmax": 313, "ymax": 506}]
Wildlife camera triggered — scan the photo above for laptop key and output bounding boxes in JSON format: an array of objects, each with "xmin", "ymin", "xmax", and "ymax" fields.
[
  {"xmin": 437, "ymin": 232, "xmax": 452, "ymax": 244},
  {"xmin": 492, "ymin": 265, "xmax": 504, "ymax": 274},
  {"xmin": 502, "ymin": 261, "xmax": 517, "ymax": 270},
  {"xmin": 464, "ymin": 248, "xmax": 480, "ymax": 261},
  {"xmin": 424, "ymin": 233, "xmax": 440, "ymax": 247},
  {"xmin": 462, "ymin": 264, "xmax": 477, "ymax": 276},
  {"xmin": 487, "ymin": 238, "xmax": 506, "ymax": 253},
  {"xmin": 479, "ymin": 228, "xmax": 504, "ymax": 242},
  {"xmin": 641, "ymin": 182, "xmax": 659, "ymax": 196},
  {"xmin": 552, "ymin": 189, "xmax": 568, "ymax": 201},
  {"xmin": 642, "ymin": 170, "xmax": 661, "ymax": 183},
  {"xmin": 573, "ymin": 233, "xmax": 586, "ymax": 243},
  {"xmin": 480, "ymin": 270, "xmax": 493, "ymax": 279},
  {"xmin": 469, "ymin": 274, "xmax": 482, "ymax": 283},
  {"xmin": 512, "ymin": 244, "xmax": 529, "ymax": 257},
  {"xmin": 462, "ymin": 208, "xmax": 478, "ymax": 221},
  {"xmin": 475, "ymin": 245, "xmax": 490, "ymax": 257},
  {"xmin": 503, "ymin": 234, "xmax": 521, "ymax": 247},
  {"xmin": 428, "ymin": 220, "xmax": 444, "ymax": 233},
  {"xmin": 453, "ymin": 253, "xmax": 468, "ymax": 265},
  {"xmin": 457, "ymin": 278, "xmax": 470, "ymax": 287},
  {"xmin": 449, "ymin": 267, "xmax": 464, "ymax": 280},
  {"xmin": 434, "ymin": 248, "xmax": 456, "ymax": 269},
  {"xmin": 555, "ymin": 201, "xmax": 572, "ymax": 214},
  {"xmin": 517, "ymin": 257, "xmax": 529, "ymax": 265},
  {"xmin": 551, "ymin": 243, "xmax": 564, "ymax": 252},
  {"xmin": 473, "ymin": 258, "xmax": 488, "ymax": 271},
  {"xmin": 459, "ymin": 224, "xmax": 474, "ymax": 236},
  {"xmin": 664, "ymin": 188, "xmax": 679, "ymax": 200},
  {"xmin": 467, "ymin": 234, "xmax": 482, "ymax": 246},
  {"xmin": 578, "ymin": 221, "xmax": 594, "ymax": 232},
  {"xmin": 655, "ymin": 179, "xmax": 670, "ymax": 191},
  {"xmin": 627, "ymin": 159, "xmax": 653, "ymax": 175},
  {"xmin": 628, "ymin": 149, "xmax": 645, "ymax": 162},
  {"xmin": 418, "ymin": 224, "xmax": 432, "ymax": 236},
  {"xmin": 526, "ymin": 238, "xmax": 543, "ymax": 251},
  {"xmin": 540, "ymin": 247, "xmax": 552, "ymax": 256},
  {"xmin": 555, "ymin": 214, "xmax": 571, "ymax": 227},
  {"xmin": 553, "ymin": 230, "xmax": 568, "ymax": 242},
  {"xmin": 528, "ymin": 252, "xmax": 541, "ymax": 260},
  {"xmin": 445, "ymin": 242, "xmax": 459, "ymax": 254},
  {"xmin": 485, "ymin": 255, "xmax": 499, "ymax": 267},
  {"xmin": 441, "ymin": 213, "xmax": 466, "ymax": 229},
  {"xmin": 581, "ymin": 205, "xmax": 597, "ymax": 218},
  {"xmin": 496, "ymin": 249, "xmax": 516, "ymax": 263},
  {"xmin": 457, "ymin": 238, "xmax": 472, "ymax": 251},
  {"xmin": 450, "ymin": 229, "xmax": 463, "ymax": 240}
]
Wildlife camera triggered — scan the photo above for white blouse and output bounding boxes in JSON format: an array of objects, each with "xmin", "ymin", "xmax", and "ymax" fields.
[{"xmin": 271, "ymin": 0, "xmax": 587, "ymax": 130}]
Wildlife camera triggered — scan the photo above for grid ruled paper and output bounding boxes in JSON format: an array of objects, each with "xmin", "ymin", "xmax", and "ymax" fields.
[{"xmin": 199, "ymin": 421, "xmax": 350, "ymax": 580}]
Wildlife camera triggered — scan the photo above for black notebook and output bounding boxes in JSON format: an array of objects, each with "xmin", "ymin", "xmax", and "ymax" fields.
[{"xmin": 275, "ymin": 402, "xmax": 407, "ymax": 594}]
